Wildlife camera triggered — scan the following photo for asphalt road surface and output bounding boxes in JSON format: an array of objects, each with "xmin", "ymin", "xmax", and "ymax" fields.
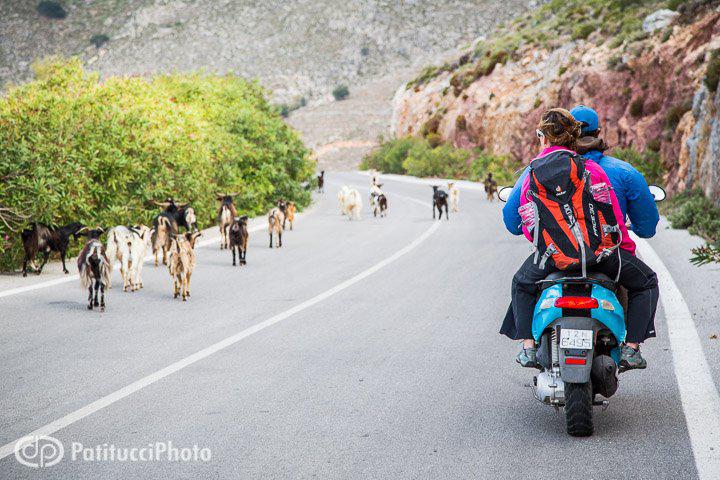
[{"xmin": 1, "ymin": 172, "xmax": 718, "ymax": 479}]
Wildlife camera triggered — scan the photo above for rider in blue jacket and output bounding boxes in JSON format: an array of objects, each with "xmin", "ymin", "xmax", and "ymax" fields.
[{"xmin": 502, "ymin": 105, "xmax": 659, "ymax": 238}]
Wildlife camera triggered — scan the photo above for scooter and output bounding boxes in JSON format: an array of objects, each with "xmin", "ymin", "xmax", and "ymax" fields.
[
  {"xmin": 498, "ymin": 184, "xmax": 666, "ymax": 436},
  {"xmin": 531, "ymin": 271, "xmax": 624, "ymax": 436}
]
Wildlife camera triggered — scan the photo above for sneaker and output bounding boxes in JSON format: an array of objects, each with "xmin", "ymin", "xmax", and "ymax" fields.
[
  {"xmin": 620, "ymin": 344, "xmax": 647, "ymax": 370},
  {"xmin": 516, "ymin": 346, "xmax": 538, "ymax": 368}
]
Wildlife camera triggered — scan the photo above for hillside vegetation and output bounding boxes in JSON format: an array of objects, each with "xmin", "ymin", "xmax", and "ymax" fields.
[{"xmin": 0, "ymin": 58, "xmax": 314, "ymax": 270}]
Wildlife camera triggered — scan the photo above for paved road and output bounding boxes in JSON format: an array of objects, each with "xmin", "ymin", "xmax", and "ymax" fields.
[{"xmin": 1, "ymin": 172, "xmax": 718, "ymax": 479}]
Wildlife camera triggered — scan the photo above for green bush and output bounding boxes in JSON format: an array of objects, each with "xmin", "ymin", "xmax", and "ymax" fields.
[
  {"xmin": 664, "ymin": 189, "xmax": 720, "ymax": 242},
  {"xmin": 332, "ymin": 85, "xmax": 349, "ymax": 101},
  {"xmin": 360, "ymin": 137, "xmax": 521, "ymax": 185},
  {"xmin": 629, "ymin": 98, "xmax": 644, "ymax": 117},
  {"xmin": 572, "ymin": 23, "xmax": 596, "ymax": 40},
  {"xmin": 665, "ymin": 101, "xmax": 692, "ymax": 131},
  {"xmin": 37, "ymin": 1, "xmax": 66, "ymax": 19},
  {"xmin": 0, "ymin": 58, "xmax": 314, "ymax": 270},
  {"xmin": 90, "ymin": 34, "xmax": 110, "ymax": 48},
  {"xmin": 705, "ymin": 49, "xmax": 720, "ymax": 93}
]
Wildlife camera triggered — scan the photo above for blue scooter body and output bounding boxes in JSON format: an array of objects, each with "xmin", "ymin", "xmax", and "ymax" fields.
[{"xmin": 533, "ymin": 283, "xmax": 625, "ymax": 364}]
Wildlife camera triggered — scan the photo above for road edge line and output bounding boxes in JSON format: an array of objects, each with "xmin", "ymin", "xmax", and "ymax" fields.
[{"xmin": 634, "ymin": 236, "xmax": 720, "ymax": 480}]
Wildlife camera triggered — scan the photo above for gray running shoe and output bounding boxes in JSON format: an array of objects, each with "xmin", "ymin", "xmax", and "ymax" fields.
[
  {"xmin": 620, "ymin": 345, "xmax": 647, "ymax": 370},
  {"xmin": 516, "ymin": 346, "xmax": 538, "ymax": 368}
]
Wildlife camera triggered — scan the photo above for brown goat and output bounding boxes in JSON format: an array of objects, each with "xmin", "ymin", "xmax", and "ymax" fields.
[
  {"xmin": 229, "ymin": 216, "xmax": 249, "ymax": 266},
  {"xmin": 216, "ymin": 193, "xmax": 238, "ymax": 249},
  {"xmin": 168, "ymin": 231, "xmax": 201, "ymax": 301},
  {"xmin": 268, "ymin": 202, "xmax": 286, "ymax": 248},
  {"xmin": 152, "ymin": 214, "xmax": 178, "ymax": 266},
  {"xmin": 484, "ymin": 173, "xmax": 498, "ymax": 201},
  {"xmin": 77, "ymin": 228, "xmax": 110, "ymax": 311},
  {"xmin": 283, "ymin": 202, "xmax": 296, "ymax": 230}
]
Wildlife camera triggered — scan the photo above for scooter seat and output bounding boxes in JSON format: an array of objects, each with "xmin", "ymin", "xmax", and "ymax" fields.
[{"xmin": 539, "ymin": 271, "xmax": 616, "ymax": 291}]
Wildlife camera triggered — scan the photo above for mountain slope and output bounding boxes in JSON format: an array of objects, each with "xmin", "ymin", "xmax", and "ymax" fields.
[{"xmin": 1, "ymin": 0, "xmax": 527, "ymax": 102}]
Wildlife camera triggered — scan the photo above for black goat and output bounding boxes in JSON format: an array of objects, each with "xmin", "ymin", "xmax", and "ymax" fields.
[
  {"xmin": 317, "ymin": 171, "xmax": 325, "ymax": 193},
  {"xmin": 229, "ymin": 216, "xmax": 249, "ymax": 266},
  {"xmin": 21, "ymin": 222, "xmax": 85, "ymax": 276},
  {"xmin": 77, "ymin": 228, "xmax": 110, "ymax": 311},
  {"xmin": 153, "ymin": 198, "xmax": 197, "ymax": 232},
  {"xmin": 432, "ymin": 186, "xmax": 449, "ymax": 220}
]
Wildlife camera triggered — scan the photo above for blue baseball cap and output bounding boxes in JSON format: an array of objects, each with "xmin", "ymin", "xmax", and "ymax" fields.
[{"xmin": 570, "ymin": 105, "xmax": 599, "ymax": 133}]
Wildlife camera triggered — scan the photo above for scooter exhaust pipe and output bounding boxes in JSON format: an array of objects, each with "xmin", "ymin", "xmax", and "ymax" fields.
[{"xmin": 590, "ymin": 355, "xmax": 619, "ymax": 398}]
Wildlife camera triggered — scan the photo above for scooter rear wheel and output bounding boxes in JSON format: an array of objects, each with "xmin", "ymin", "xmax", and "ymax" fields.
[{"xmin": 565, "ymin": 381, "xmax": 593, "ymax": 437}]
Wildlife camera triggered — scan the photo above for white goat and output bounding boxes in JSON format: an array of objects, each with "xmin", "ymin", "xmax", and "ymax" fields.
[
  {"xmin": 345, "ymin": 188, "xmax": 362, "ymax": 220},
  {"xmin": 338, "ymin": 185, "xmax": 351, "ymax": 215},
  {"xmin": 106, "ymin": 225, "xmax": 152, "ymax": 292},
  {"xmin": 448, "ymin": 182, "xmax": 460, "ymax": 213}
]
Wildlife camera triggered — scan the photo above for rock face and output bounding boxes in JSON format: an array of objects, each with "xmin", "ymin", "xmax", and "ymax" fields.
[
  {"xmin": 392, "ymin": 11, "xmax": 720, "ymax": 203},
  {"xmin": 642, "ymin": 9, "xmax": 680, "ymax": 33},
  {"xmin": 0, "ymin": 0, "xmax": 526, "ymax": 103}
]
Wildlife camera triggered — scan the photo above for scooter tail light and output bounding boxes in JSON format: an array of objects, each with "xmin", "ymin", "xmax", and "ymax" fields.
[
  {"xmin": 565, "ymin": 357, "xmax": 587, "ymax": 365},
  {"xmin": 554, "ymin": 296, "xmax": 599, "ymax": 309}
]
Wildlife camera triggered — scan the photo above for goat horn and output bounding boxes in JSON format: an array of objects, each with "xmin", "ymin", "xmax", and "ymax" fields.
[
  {"xmin": 152, "ymin": 200, "xmax": 171, "ymax": 207},
  {"xmin": 76, "ymin": 227, "xmax": 89, "ymax": 234}
]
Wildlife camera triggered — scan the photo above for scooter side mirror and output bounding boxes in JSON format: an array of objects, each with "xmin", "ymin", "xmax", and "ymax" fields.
[
  {"xmin": 497, "ymin": 186, "xmax": 513, "ymax": 203},
  {"xmin": 648, "ymin": 185, "xmax": 666, "ymax": 202}
]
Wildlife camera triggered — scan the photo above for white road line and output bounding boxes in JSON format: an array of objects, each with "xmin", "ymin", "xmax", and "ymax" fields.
[
  {"xmin": 0, "ymin": 220, "xmax": 441, "ymax": 461},
  {"xmin": 634, "ymin": 236, "xmax": 720, "ymax": 480}
]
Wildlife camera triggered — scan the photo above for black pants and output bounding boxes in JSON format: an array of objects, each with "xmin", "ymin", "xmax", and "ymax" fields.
[{"xmin": 500, "ymin": 249, "xmax": 659, "ymax": 343}]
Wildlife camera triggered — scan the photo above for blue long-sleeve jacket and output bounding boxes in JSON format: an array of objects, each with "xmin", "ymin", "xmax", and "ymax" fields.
[{"xmin": 502, "ymin": 149, "xmax": 659, "ymax": 238}]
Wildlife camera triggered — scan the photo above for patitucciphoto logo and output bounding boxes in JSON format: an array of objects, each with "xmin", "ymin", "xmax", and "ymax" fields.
[{"xmin": 14, "ymin": 435, "xmax": 64, "ymax": 468}]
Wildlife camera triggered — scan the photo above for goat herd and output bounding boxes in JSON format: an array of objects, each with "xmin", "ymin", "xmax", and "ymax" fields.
[
  {"xmin": 15, "ymin": 170, "xmax": 498, "ymax": 312},
  {"xmin": 18, "ymin": 193, "xmax": 297, "ymax": 311}
]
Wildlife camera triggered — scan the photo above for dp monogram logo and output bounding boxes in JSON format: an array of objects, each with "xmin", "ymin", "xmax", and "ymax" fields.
[{"xmin": 14, "ymin": 435, "xmax": 64, "ymax": 468}]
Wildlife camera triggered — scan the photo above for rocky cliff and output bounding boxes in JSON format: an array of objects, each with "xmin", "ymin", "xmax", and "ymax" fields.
[
  {"xmin": 392, "ymin": 1, "xmax": 720, "ymax": 203},
  {"xmin": 0, "ymin": 0, "xmax": 526, "ymax": 103}
]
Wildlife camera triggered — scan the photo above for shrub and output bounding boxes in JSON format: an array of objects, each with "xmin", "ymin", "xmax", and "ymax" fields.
[
  {"xmin": 90, "ymin": 34, "xmax": 110, "ymax": 48},
  {"xmin": 665, "ymin": 101, "xmax": 692, "ymax": 131},
  {"xmin": 332, "ymin": 85, "xmax": 349, "ymax": 101},
  {"xmin": 629, "ymin": 98, "xmax": 644, "ymax": 117},
  {"xmin": 0, "ymin": 58, "xmax": 314, "ymax": 270},
  {"xmin": 455, "ymin": 115, "xmax": 467, "ymax": 131},
  {"xmin": 664, "ymin": 190, "xmax": 720, "ymax": 242},
  {"xmin": 37, "ymin": 1, "xmax": 66, "ymax": 19},
  {"xmin": 572, "ymin": 23, "xmax": 596, "ymax": 40},
  {"xmin": 361, "ymin": 137, "xmax": 521, "ymax": 184},
  {"xmin": 647, "ymin": 138, "xmax": 661, "ymax": 152},
  {"xmin": 613, "ymin": 147, "xmax": 665, "ymax": 184},
  {"xmin": 704, "ymin": 49, "xmax": 720, "ymax": 93}
]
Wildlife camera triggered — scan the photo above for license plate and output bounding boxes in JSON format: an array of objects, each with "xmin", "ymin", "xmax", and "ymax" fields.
[{"xmin": 560, "ymin": 328, "xmax": 593, "ymax": 349}]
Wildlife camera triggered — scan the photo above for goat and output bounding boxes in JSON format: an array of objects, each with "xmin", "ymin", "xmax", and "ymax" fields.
[
  {"xmin": 21, "ymin": 221, "xmax": 85, "ymax": 276},
  {"xmin": 432, "ymin": 186, "xmax": 449, "ymax": 220},
  {"xmin": 77, "ymin": 228, "xmax": 110, "ymax": 311},
  {"xmin": 268, "ymin": 201, "xmax": 286, "ymax": 248},
  {"xmin": 216, "ymin": 193, "xmax": 238, "ymax": 249},
  {"xmin": 448, "ymin": 182, "xmax": 460, "ymax": 212},
  {"xmin": 151, "ymin": 213, "xmax": 178, "ymax": 266},
  {"xmin": 484, "ymin": 173, "xmax": 498, "ymax": 201},
  {"xmin": 106, "ymin": 224, "xmax": 151, "ymax": 292},
  {"xmin": 284, "ymin": 201, "xmax": 296, "ymax": 230},
  {"xmin": 338, "ymin": 185, "xmax": 351, "ymax": 215},
  {"xmin": 345, "ymin": 188, "xmax": 362, "ymax": 221},
  {"xmin": 153, "ymin": 198, "xmax": 197, "ymax": 232},
  {"xmin": 372, "ymin": 193, "xmax": 388, "ymax": 218},
  {"xmin": 229, "ymin": 216, "xmax": 249, "ymax": 266},
  {"xmin": 317, "ymin": 171, "xmax": 325, "ymax": 193},
  {"xmin": 167, "ymin": 231, "xmax": 201, "ymax": 301}
]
